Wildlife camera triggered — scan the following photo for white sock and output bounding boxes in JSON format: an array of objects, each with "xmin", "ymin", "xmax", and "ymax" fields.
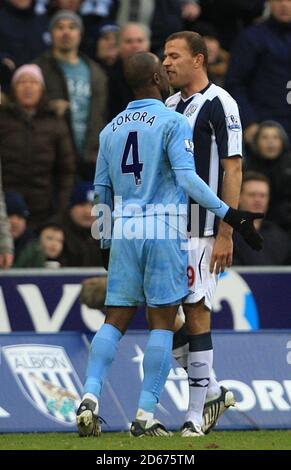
[
  {"xmin": 186, "ymin": 349, "xmax": 212, "ymax": 426},
  {"xmin": 206, "ymin": 369, "xmax": 221, "ymax": 402}
]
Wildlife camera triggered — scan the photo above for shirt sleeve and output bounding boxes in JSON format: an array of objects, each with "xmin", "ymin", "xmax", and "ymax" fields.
[
  {"xmin": 94, "ymin": 133, "xmax": 112, "ymax": 190},
  {"xmin": 174, "ymin": 168, "xmax": 229, "ymax": 219},
  {"xmin": 165, "ymin": 114, "xmax": 197, "ymax": 171},
  {"xmin": 210, "ymin": 95, "xmax": 242, "ymax": 159},
  {"xmin": 93, "ymin": 133, "xmax": 113, "ymax": 248}
]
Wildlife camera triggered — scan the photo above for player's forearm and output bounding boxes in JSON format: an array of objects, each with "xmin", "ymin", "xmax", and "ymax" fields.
[
  {"xmin": 218, "ymin": 159, "xmax": 242, "ymax": 236},
  {"xmin": 174, "ymin": 168, "xmax": 229, "ymax": 219}
]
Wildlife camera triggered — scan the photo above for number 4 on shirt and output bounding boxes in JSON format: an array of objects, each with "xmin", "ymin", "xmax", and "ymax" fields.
[{"xmin": 121, "ymin": 131, "xmax": 143, "ymax": 185}]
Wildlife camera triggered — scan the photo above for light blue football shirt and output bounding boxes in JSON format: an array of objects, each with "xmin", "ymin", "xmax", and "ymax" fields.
[{"xmin": 94, "ymin": 98, "xmax": 195, "ymax": 219}]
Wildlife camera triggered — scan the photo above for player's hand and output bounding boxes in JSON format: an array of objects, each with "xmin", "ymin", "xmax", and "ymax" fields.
[
  {"xmin": 210, "ymin": 233, "xmax": 233, "ymax": 274},
  {"xmin": 100, "ymin": 248, "xmax": 110, "ymax": 270},
  {"xmin": 223, "ymin": 208, "xmax": 264, "ymax": 251}
]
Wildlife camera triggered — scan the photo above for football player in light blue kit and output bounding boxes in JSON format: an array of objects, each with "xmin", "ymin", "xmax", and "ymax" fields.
[{"xmin": 76, "ymin": 52, "xmax": 263, "ymax": 437}]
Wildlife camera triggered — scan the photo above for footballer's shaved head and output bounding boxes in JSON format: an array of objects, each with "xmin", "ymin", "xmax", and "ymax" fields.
[
  {"xmin": 124, "ymin": 52, "xmax": 170, "ymax": 101},
  {"xmin": 124, "ymin": 52, "xmax": 160, "ymax": 90}
]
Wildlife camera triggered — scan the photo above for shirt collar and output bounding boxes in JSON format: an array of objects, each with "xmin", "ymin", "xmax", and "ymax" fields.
[
  {"xmin": 126, "ymin": 98, "xmax": 164, "ymax": 109},
  {"xmin": 180, "ymin": 81, "xmax": 212, "ymax": 102}
]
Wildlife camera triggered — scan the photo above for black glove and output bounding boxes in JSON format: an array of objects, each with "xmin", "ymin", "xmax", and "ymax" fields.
[
  {"xmin": 100, "ymin": 248, "xmax": 110, "ymax": 270},
  {"xmin": 224, "ymin": 208, "xmax": 264, "ymax": 251}
]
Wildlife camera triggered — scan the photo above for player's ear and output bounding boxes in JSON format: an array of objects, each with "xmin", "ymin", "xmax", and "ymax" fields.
[
  {"xmin": 193, "ymin": 53, "xmax": 204, "ymax": 68},
  {"xmin": 153, "ymin": 72, "xmax": 160, "ymax": 85}
]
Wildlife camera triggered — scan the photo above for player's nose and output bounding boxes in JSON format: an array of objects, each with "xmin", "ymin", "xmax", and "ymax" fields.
[{"xmin": 162, "ymin": 56, "xmax": 170, "ymax": 66}]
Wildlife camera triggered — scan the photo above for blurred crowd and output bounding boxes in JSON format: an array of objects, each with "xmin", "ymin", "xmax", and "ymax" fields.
[{"xmin": 1, "ymin": 0, "xmax": 291, "ymax": 269}]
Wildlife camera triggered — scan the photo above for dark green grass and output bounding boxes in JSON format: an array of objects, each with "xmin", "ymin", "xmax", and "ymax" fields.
[{"xmin": 0, "ymin": 431, "xmax": 290, "ymax": 450}]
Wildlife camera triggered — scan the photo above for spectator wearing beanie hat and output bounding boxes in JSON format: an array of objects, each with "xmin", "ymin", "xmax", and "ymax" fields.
[
  {"xmin": 34, "ymin": 9, "xmax": 107, "ymax": 181},
  {"xmin": 5, "ymin": 191, "xmax": 30, "ymax": 219},
  {"xmin": 10, "ymin": 64, "xmax": 46, "ymax": 111},
  {"xmin": 55, "ymin": 180, "xmax": 103, "ymax": 267},
  {"xmin": 5, "ymin": 191, "xmax": 36, "ymax": 263},
  {"xmin": 12, "ymin": 64, "xmax": 45, "ymax": 88},
  {"xmin": 90, "ymin": 21, "xmax": 119, "ymax": 73},
  {"xmin": 49, "ymin": 9, "xmax": 84, "ymax": 32},
  {"xmin": 0, "ymin": 63, "xmax": 76, "ymax": 228}
]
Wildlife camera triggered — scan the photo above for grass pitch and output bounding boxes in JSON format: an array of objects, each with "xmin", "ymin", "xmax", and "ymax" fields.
[{"xmin": 0, "ymin": 430, "xmax": 290, "ymax": 450}]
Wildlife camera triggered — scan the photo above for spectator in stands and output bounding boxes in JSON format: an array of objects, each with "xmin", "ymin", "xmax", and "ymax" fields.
[
  {"xmin": 35, "ymin": 0, "xmax": 119, "ymax": 18},
  {"xmin": 89, "ymin": 21, "xmax": 119, "ymax": 72},
  {"xmin": 151, "ymin": 0, "xmax": 201, "ymax": 56},
  {"xmin": 48, "ymin": 0, "xmax": 83, "ymax": 15},
  {"xmin": 0, "ymin": 64, "xmax": 76, "ymax": 228},
  {"xmin": 58, "ymin": 181, "xmax": 103, "ymax": 267},
  {"xmin": 80, "ymin": 0, "xmax": 119, "ymax": 60},
  {"xmin": 225, "ymin": 0, "xmax": 291, "ymax": 144},
  {"xmin": 107, "ymin": 22, "xmax": 150, "ymax": 120},
  {"xmin": 244, "ymin": 120, "xmax": 291, "ymax": 235},
  {"xmin": 199, "ymin": 0, "xmax": 266, "ymax": 51},
  {"xmin": 80, "ymin": 0, "xmax": 118, "ymax": 19},
  {"xmin": 193, "ymin": 22, "xmax": 229, "ymax": 87},
  {"xmin": 34, "ymin": 0, "xmax": 49, "ymax": 14},
  {"xmin": 0, "ymin": 163, "xmax": 14, "ymax": 270},
  {"xmin": 5, "ymin": 191, "xmax": 36, "ymax": 264},
  {"xmin": 117, "ymin": 0, "xmax": 155, "ymax": 26},
  {"xmin": 0, "ymin": 0, "xmax": 50, "ymax": 92},
  {"xmin": 15, "ymin": 222, "xmax": 65, "ymax": 267},
  {"xmin": 233, "ymin": 171, "xmax": 291, "ymax": 265},
  {"xmin": 35, "ymin": 10, "xmax": 107, "ymax": 180}
]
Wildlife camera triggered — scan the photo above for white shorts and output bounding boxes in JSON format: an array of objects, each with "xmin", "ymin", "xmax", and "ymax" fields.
[{"xmin": 184, "ymin": 237, "xmax": 218, "ymax": 310}]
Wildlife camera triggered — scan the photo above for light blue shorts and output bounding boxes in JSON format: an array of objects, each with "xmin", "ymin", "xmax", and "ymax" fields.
[{"xmin": 105, "ymin": 219, "xmax": 189, "ymax": 307}]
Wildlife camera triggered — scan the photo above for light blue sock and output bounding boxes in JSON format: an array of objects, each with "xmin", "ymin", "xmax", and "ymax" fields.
[
  {"xmin": 138, "ymin": 329, "xmax": 174, "ymax": 413},
  {"xmin": 84, "ymin": 323, "xmax": 122, "ymax": 398}
]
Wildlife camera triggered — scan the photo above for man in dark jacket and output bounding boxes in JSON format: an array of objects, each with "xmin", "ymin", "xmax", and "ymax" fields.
[
  {"xmin": 225, "ymin": 0, "xmax": 291, "ymax": 144},
  {"xmin": 0, "ymin": 0, "xmax": 50, "ymax": 92},
  {"xmin": 35, "ymin": 10, "xmax": 107, "ymax": 180},
  {"xmin": 107, "ymin": 22, "xmax": 150, "ymax": 120},
  {"xmin": 233, "ymin": 171, "xmax": 291, "ymax": 265}
]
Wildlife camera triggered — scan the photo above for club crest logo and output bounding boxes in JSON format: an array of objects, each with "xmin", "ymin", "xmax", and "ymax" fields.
[
  {"xmin": 185, "ymin": 104, "xmax": 198, "ymax": 118},
  {"xmin": 3, "ymin": 345, "xmax": 82, "ymax": 425}
]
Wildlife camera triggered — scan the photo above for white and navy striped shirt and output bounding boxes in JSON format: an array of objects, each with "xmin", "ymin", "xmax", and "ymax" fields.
[{"xmin": 166, "ymin": 83, "xmax": 242, "ymax": 237}]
